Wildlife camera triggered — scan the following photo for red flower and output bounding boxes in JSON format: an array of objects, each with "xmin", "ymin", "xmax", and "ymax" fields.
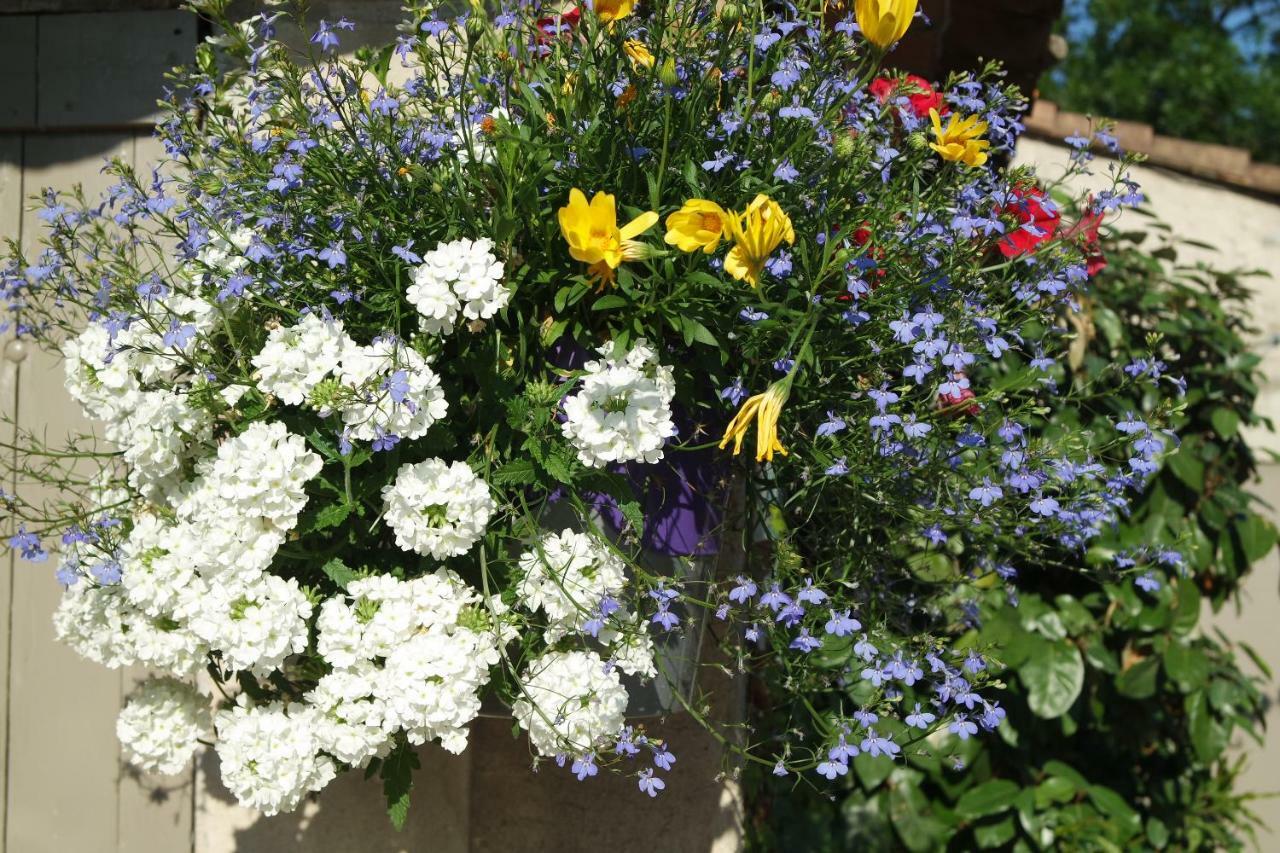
[
  {"xmin": 869, "ymin": 74, "xmax": 947, "ymax": 120},
  {"xmin": 850, "ymin": 222, "xmax": 887, "ymax": 287},
  {"xmin": 997, "ymin": 185, "xmax": 1061, "ymax": 258},
  {"xmin": 1064, "ymin": 204, "xmax": 1108, "ymax": 277},
  {"xmin": 536, "ymin": 6, "xmax": 581, "ymax": 42},
  {"xmin": 938, "ymin": 377, "xmax": 980, "ymax": 417}
]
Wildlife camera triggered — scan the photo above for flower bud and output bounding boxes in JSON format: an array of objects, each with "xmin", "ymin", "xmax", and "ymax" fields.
[
  {"xmin": 718, "ymin": 2, "xmax": 741, "ymax": 27},
  {"xmin": 834, "ymin": 133, "xmax": 858, "ymax": 160},
  {"xmin": 465, "ymin": 14, "xmax": 487, "ymax": 44},
  {"xmin": 760, "ymin": 89, "xmax": 782, "ymax": 112},
  {"xmin": 906, "ymin": 131, "xmax": 929, "ymax": 151},
  {"xmin": 658, "ymin": 57, "xmax": 679, "ymax": 88}
]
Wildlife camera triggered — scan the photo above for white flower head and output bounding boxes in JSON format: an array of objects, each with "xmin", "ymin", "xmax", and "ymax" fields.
[
  {"xmin": 117, "ymin": 677, "xmax": 212, "ymax": 775},
  {"xmin": 406, "ymin": 237, "xmax": 509, "ymax": 336},
  {"xmin": 338, "ymin": 338, "xmax": 448, "ymax": 443},
  {"xmin": 381, "ymin": 459, "xmax": 495, "ymax": 559},
  {"xmin": 517, "ymin": 528, "xmax": 626, "ymax": 642},
  {"xmin": 251, "ymin": 312, "xmax": 353, "ymax": 405},
  {"xmin": 561, "ymin": 338, "xmax": 677, "ymax": 467},
  {"xmin": 512, "ymin": 649, "xmax": 629, "ymax": 757},
  {"xmin": 214, "ymin": 698, "xmax": 337, "ymax": 815}
]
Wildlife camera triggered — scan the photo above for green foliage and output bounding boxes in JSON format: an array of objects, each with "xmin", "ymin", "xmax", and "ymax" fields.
[
  {"xmin": 748, "ymin": 214, "xmax": 1275, "ymax": 851},
  {"xmin": 1041, "ymin": 0, "xmax": 1280, "ymax": 163}
]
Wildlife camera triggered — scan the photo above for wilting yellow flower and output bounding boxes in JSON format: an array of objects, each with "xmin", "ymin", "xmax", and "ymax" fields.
[
  {"xmin": 928, "ymin": 108, "xmax": 990, "ymax": 168},
  {"xmin": 623, "ymin": 39, "xmax": 655, "ymax": 69},
  {"xmin": 558, "ymin": 189, "xmax": 658, "ymax": 285},
  {"xmin": 854, "ymin": 0, "xmax": 918, "ymax": 49},
  {"xmin": 665, "ymin": 199, "xmax": 730, "ymax": 254},
  {"xmin": 616, "ymin": 84, "xmax": 638, "ymax": 110},
  {"xmin": 595, "ymin": 0, "xmax": 635, "ymax": 24},
  {"xmin": 720, "ymin": 383, "xmax": 790, "ymax": 462},
  {"xmin": 724, "ymin": 194, "xmax": 795, "ymax": 287}
]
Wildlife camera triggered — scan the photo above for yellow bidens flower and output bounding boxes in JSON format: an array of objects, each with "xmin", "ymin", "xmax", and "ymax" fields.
[
  {"xmin": 720, "ymin": 383, "xmax": 790, "ymax": 462},
  {"xmin": 664, "ymin": 199, "xmax": 730, "ymax": 254},
  {"xmin": 854, "ymin": 0, "xmax": 918, "ymax": 50},
  {"xmin": 558, "ymin": 189, "xmax": 658, "ymax": 286},
  {"xmin": 928, "ymin": 108, "xmax": 990, "ymax": 168},
  {"xmin": 724, "ymin": 194, "xmax": 795, "ymax": 287},
  {"xmin": 623, "ymin": 39, "xmax": 655, "ymax": 69},
  {"xmin": 594, "ymin": 0, "xmax": 635, "ymax": 25}
]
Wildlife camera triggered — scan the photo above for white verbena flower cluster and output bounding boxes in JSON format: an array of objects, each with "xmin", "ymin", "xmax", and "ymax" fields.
[
  {"xmin": 512, "ymin": 650, "xmax": 629, "ymax": 757},
  {"xmin": 561, "ymin": 339, "xmax": 677, "ymax": 468},
  {"xmin": 48, "ymin": 230, "xmax": 669, "ymax": 815},
  {"xmin": 62, "ymin": 296, "xmax": 220, "ymax": 502},
  {"xmin": 382, "ymin": 458, "xmax": 495, "ymax": 559},
  {"xmin": 406, "ymin": 237, "xmax": 510, "ymax": 335},
  {"xmin": 313, "ymin": 571, "xmax": 504, "ymax": 759},
  {"xmin": 117, "ymin": 677, "xmax": 212, "ymax": 776},
  {"xmin": 517, "ymin": 528, "xmax": 625, "ymax": 641}
]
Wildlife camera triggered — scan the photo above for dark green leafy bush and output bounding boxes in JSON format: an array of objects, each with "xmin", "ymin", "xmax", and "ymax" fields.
[{"xmin": 748, "ymin": 209, "xmax": 1276, "ymax": 852}]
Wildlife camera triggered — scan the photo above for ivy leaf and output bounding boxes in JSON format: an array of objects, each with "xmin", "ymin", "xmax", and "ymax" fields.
[
  {"xmin": 1018, "ymin": 641, "xmax": 1084, "ymax": 718},
  {"xmin": 381, "ymin": 742, "xmax": 421, "ymax": 831},
  {"xmin": 321, "ymin": 557, "xmax": 358, "ymax": 590}
]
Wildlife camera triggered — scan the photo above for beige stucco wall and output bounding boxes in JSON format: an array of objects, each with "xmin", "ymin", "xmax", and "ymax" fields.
[{"xmin": 1016, "ymin": 138, "xmax": 1280, "ymax": 837}]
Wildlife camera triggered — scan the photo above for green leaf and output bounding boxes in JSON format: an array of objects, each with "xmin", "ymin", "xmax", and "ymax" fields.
[
  {"xmin": 1034, "ymin": 775, "xmax": 1077, "ymax": 809},
  {"xmin": 321, "ymin": 557, "xmax": 358, "ymax": 590},
  {"xmin": 1170, "ymin": 579, "xmax": 1201, "ymax": 636},
  {"xmin": 974, "ymin": 816, "xmax": 1017, "ymax": 849},
  {"xmin": 1210, "ymin": 407, "xmax": 1240, "ymax": 439},
  {"xmin": 955, "ymin": 779, "xmax": 1020, "ymax": 820},
  {"xmin": 381, "ymin": 742, "xmax": 421, "ymax": 831},
  {"xmin": 681, "ymin": 316, "xmax": 719, "ymax": 347},
  {"xmin": 539, "ymin": 450, "xmax": 576, "ymax": 485},
  {"xmin": 1086, "ymin": 785, "xmax": 1141, "ymax": 838},
  {"xmin": 1188, "ymin": 691, "xmax": 1228, "ymax": 763},
  {"xmin": 1115, "ymin": 656, "xmax": 1160, "ymax": 699},
  {"xmin": 1166, "ymin": 449, "xmax": 1204, "ymax": 491},
  {"xmin": 491, "ymin": 458, "xmax": 538, "ymax": 486},
  {"xmin": 1163, "ymin": 642, "xmax": 1210, "ymax": 692},
  {"xmin": 1042, "ymin": 760, "xmax": 1087, "ymax": 789},
  {"xmin": 591, "ymin": 294, "xmax": 629, "ymax": 311},
  {"xmin": 1235, "ymin": 513, "xmax": 1277, "ymax": 563},
  {"xmin": 854, "ymin": 752, "xmax": 895, "ymax": 790},
  {"xmin": 313, "ymin": 502, "xmax": 352, "ymax": 531},
  {"xmin": 1018, "ymin": 641, "xmax": 1084, "ymax": 718}
]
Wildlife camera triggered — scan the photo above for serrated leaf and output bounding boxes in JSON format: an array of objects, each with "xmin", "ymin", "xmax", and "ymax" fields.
[
  {"xmin": 311, "ymin": 502, "xmax": 352, "ymax": 532},
  {"xmin": 321, "ymin": 557, "xmax": 358, "ymax": 590},
  {"xmin": 540, "ymin": 450, "xmax": 576, "ymax": 485},
  {"xmin": 381, "ymin": 743, "xmax": 421, "ymax": 831},
  {"xmin": 491, "ymin": 458, "xmax": 538, "ymax": 486}
]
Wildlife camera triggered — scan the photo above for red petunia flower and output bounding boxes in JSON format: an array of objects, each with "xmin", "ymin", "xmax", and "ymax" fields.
[
  {"xmin": 869, "ymin": 74, "xmax": 947, "ymax": 120},
  {"xmin": 938, "ymin": 378, "xmax": 980, "ymax": 417},
  {"xmin": 535, "ymin": 6, "xmax": 581, "ymax": 42},
  {"xmin": 997, "ymin": 185, "xmax": 1061, "ymax": 258},
  {"xmin": 1064, "ymin": 203, "xmax": 1108, "ymax": 277}
]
